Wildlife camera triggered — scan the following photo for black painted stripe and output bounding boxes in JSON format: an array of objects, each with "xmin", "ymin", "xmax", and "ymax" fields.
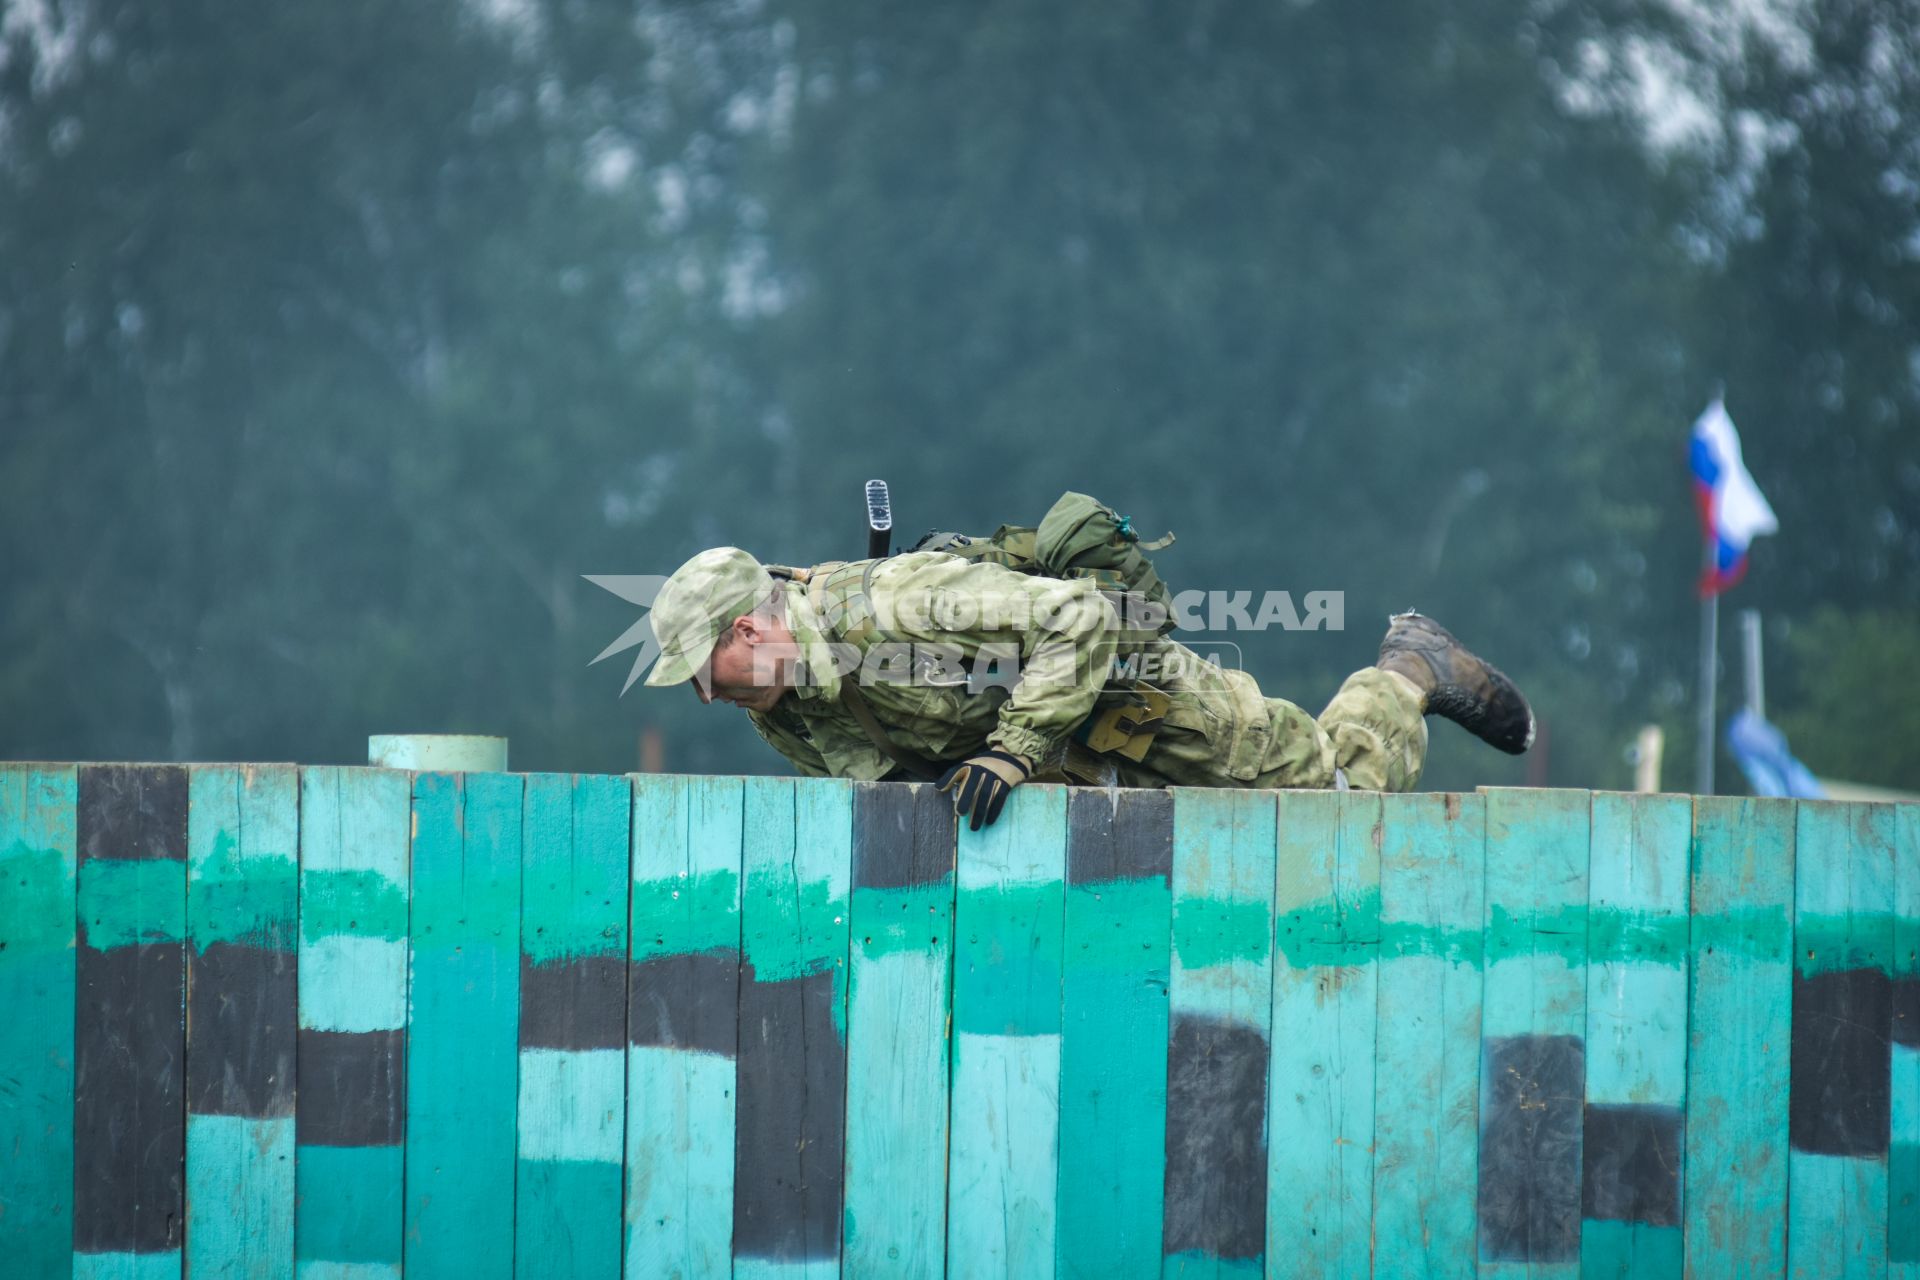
[
  {"xmin": 78, "ymin": 763, "xmax": 188, "ymax": 861},
  {"xmin": 519, "ymin": 954, "xmax": 627, "ymax": 1052},
  {"xmin": 1162, "ymin": 1012, "xmax": 1269, "ymax": 1262},
  {"xmin": 297, "ymin": 1029, "xmax": 406, "ymax": 1147},
  {"xmin": 1790, "ymin": 967, "xmax": 1891, "ymax": 1156},
  {"xmin": 733, "ymin": 965, "xmax": 847, "ymax": 1262},
  {"xmin": 1582, "ymin": 1103, "xmax": 1682, "ymax": 1227},
  {"xmin": 852, "ymin": 782, "xmax": 953, "ymax": 891},
  {"xmin": 628, "ymin": 951, "xmax": 739, "ymax": 1056},
  {"xmin": 1892, "ymin": 975, "xmax": 1919, "ymax": 1050},
  {"xmin": 1067, "ymin": 788, "xmax": 1173, "ymax": 886},
  {"xmin": 73, "ymin": 941, "xmax": 187, "ymax": 1253},
  {"xmin": 1477, "ymin": 1034, "xmax": 1584, "ymax": 1263},
  {"xmin": 187, "ymin": 941, "xmax": 296, "ymax": 1118}
]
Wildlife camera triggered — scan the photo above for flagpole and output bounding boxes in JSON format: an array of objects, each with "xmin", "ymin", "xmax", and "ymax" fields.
[{"xmin": 1696, "ymin": 537, "xmax": 1717, "ymax": 795}]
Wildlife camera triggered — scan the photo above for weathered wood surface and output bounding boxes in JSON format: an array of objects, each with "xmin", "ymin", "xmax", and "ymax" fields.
[{"xmin": 0, "ymin": 768, "xmax": 1914, "ymax": 1279}]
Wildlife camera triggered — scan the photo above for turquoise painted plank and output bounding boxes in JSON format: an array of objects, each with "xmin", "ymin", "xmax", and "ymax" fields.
[
  {"xmin": 1478, "ymin": 787, "xmax": 1590, "ymax": 1280},
  {"xmin": 1788, "ymin": 800, "xmax": 1895, "ymax": 1280},
  {"xmin": 625, "ymin": 774, "xmax": 742, "ymax": 1280},
  {"xmin": 1056, "ymin": 788, "xmax": 1171, "ymax": 1280},
  {"xmin": 948, "ymin": 783, "xmax": 1066, "ymax": 1280},
  {"xmin": 1267, "ymin": 789, "xmax": 1379, "ymax": 1277},
  {"xmin": 1793, "ymin": 1153, "xmax": 1890, "ymax": 1280},
  {"xmin": 295, "ymin": 767, "xmax": 408, "ymax": 1280},
  {"xmin": 1683, "ymin": 796, "xmax": 1792, "ymax": 1280},
  {"xmin": 1480, "ymin": 789, "xmax": 1591, "ymax": 1040},
  {"xmin": 183, "ymin": 1115, "xmax": 295, "ymax": 1278},
  {"xmin": 1576, "ymin": 1223, "xmax": 1681, "ymax": 1280},
  {"xmin": 292, "ymin": 1146, "xmax": 403, "ymax": 1269},
  {"xmin": 516, "ymin": 771, "xmax": 629, "ymax": 1280},
  {"xmin": 187, "ymin": 764, "xmax": 298, "ymax": 1280},
  {"xmin": 1580, "ymin": 792, "xmax": 1689, "ymax": 1280},
  {"xmin": 294, "ymin": 765, "xmax": 409, "ymax": 1033},
  {"xmin": 406, "ymin": 771, "xmax": 523, "ymax": 1280},
  {"xmin": 843, "ymin": 783, "xmax": 954, "ymax": 1280},
  {"xmin": 626, "ymin": 1047, "xmax": 735, "ymax": 1276},
  {"xmin": 294, "ymin": 1264, "xmax": 405, "ymax": 1280},
  {"xmin": 1893, "ymin": 802, "xmax": 1918, "ymax": 1278},
  {"xmin": 518, "ymin": 1047, "xmax": 625, "ymax": 1161},
  {"xmin": 70, "ymin": 1253, "xmax": 183, "ymax": 1280},
  {"xmin": 1584, "ymin": 792, "xmax": 1690, "ymax": 1105},
  {"xmin": 1167, "ymin": 787, "xmax": 1276, "ymax": 1023},
  {"xmin": 517, "ymin": 1157, "xmax": 624, "ymax": 1278},
  {"xmin": 0, "ymin": 763, "xmax": 76, "ymax": 1275},
  {"xmin": 1162, "ymin": 786, "xmax": 1276, "ymax": 1280},
  {"xmin": 732, "ymin": 1262, "xmax": 843, "ymax": 1280},
  {"xmin": 1373, "ymin": 791, "xmax": 1485, "ymax": 1280}
]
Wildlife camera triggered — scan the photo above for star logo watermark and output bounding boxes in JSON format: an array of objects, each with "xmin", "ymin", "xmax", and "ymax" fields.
[{"xmin": 583, "ymin": 574, "xmax": 670, "ymax": 694}]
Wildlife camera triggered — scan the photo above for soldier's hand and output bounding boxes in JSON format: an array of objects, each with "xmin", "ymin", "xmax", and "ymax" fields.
[{"xmin": 936, "ymin": 750, "xmax": 1031, "ymax": 831}]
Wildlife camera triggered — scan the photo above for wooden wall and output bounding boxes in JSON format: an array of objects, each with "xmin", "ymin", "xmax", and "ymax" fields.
[{"xmin": 0, "ymin": 762, "xmax": 1915, "ymax": 1278}]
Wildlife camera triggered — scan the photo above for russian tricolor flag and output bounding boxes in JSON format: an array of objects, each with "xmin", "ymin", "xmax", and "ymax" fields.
[{"xmin": 1689, "ymin": 397, "xmax": 1777, "ymax": 596}]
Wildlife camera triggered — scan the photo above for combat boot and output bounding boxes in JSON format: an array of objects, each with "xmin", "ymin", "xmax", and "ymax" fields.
[{"xmin": 1377, "ymin": 611, "xmax": 1535, "ymax": 755}]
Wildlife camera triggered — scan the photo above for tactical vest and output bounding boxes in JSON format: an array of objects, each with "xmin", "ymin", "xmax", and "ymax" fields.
[{"xmin": 774, "ymin": 551, "xmax": 1171, "ymax": 785}]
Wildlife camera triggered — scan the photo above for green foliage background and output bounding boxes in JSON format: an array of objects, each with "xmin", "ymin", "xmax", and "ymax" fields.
[{"xmin": 3, "ymin": 0, "xmax": 1915, "ymax": 790}]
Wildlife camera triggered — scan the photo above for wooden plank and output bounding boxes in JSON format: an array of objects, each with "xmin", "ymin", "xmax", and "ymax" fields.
[
  {"xmin": 405, "ymin": 770, "xmax": 523, "ymax": 1280},
  {"xmin": 1056, "ymin": 787, "xmax": 1173, "ymax": 1280},
  {"xmin": 186, "ymin": 764, "xmax": 298, "ymax": 1279},
  {"xmin": 73, "ymin": 763, "xmax": 189, "ymax": 1275},
  {"xmin": 1162, "ymin": 786, "xmax": 1276, "ymax": 1280},
  {"xmin": 1892, "ymin": 801, "xmax": 1919, "ymax": 1278},
  {"xmin": 842, "ymin": 782, "xmax": 955, "ymax": 1280},
  {"xmin": 1683, "ymin": 795, "xmax": 1793, "ymax": 1280},
  {"xmin": 948, "ymin": 782, "xmax": 1066, "ymax": 1280},
  {"xmin": 1266, "ymin": 789, "xmax": 1380, "ymax": 1277},
  {"xmin": 733, "ymin": 776, "xmax": 852, "ymax": 1280},
  {"xmin": 625, "ymin": 773, "xmax": 742, "ymax": 1280},
  {"xmin": 1476, "ymin": 787, "xmax": 1589, "ymax": 1278},
  {"xmin": 516, "ymin": 772, "xmax": 630, "ymax": 1280},
  {"xmin": 1579, "ymin": 792, "xmax": 1689, "ymax": 1280},
  {"xmin": 1373, "ymin": 791, "xmax": 1485, "ymax": 1280},
  {"xmin": 295, "ymin": 766, "xmax": 410, "ymax": 1280},
  {"xmin": 0, "ymin": 762, "xmax": 77, "ymax": 1275},
  {"xmin": 1788, "ymin": 799, "xmax": 1896, "ymax": 1280}
]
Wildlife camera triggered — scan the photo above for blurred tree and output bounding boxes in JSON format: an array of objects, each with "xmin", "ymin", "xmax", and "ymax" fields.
[
  {"xmin": 1776, "ymin": 608, "xmax": 1920, "ymax": 790},
  {"xmin": 0, "ymin": 0, "xmax": 1912, "ymax": 788},
  {"xmin": 0, "ymin": 0, "xmax": 773, "ymax": 771}
]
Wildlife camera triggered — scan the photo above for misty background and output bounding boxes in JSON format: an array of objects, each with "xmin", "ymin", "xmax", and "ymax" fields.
[{"xmin": 2, "ymin": 0, "xmax": 1916, "ymax": 792}]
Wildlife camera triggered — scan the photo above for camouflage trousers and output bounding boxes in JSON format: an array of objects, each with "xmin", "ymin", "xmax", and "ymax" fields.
[{"xmin": 1093, "ymin": 645, "xmax": 1428, "ymax": 793}]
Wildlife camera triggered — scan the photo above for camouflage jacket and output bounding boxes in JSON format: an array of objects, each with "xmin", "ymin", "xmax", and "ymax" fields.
[{"xmin": 745, "ymin": 552, "xmax": 1118, "ymax": 780}]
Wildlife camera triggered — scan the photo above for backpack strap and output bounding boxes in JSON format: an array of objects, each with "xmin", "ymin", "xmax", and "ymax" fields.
[{"xmin": 835, "ymin": 680, "xmax": 945, "ymax": 782}]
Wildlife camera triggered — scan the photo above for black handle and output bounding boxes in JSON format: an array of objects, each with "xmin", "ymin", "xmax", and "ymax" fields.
[{"xmin": 865, "ymin": 479, "xmax": 892, "ymax": 559}]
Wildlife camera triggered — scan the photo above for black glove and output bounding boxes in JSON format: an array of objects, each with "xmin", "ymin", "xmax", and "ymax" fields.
[{"xmin": 936, "ymin": 749, "xmax": 1031, "ymax": 831}]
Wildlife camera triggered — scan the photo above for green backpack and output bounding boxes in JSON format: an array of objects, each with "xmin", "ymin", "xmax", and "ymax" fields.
[{"xmin": 907, "ymin": 491, "xmax": 1178, "ymax": 638}]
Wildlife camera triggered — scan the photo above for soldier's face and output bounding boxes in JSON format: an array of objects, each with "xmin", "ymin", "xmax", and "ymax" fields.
[{"xmin": 694, "ymin": 614, "xmax": 797, "ymax": 713}]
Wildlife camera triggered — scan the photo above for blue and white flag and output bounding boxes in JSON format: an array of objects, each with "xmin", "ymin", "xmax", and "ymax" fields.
[{"xmin": 1688, "ymin": 398, "xmax": 1778, "ymax": 596}]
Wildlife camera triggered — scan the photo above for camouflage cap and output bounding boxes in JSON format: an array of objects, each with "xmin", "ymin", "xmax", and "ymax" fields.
[{"xmin": 643, "ymin": 547, "xmax": 777, "ymax": 688}]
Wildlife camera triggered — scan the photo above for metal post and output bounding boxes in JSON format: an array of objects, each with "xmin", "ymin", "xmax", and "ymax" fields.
[
  {"xmin": 1740, "ymin": 608, "xmax": 1765, "ymax": 718},
  {"xmin": 1634, "ymin": 725, "xmax": 1665, "ymax": 794},
  {"xmin": 1696, "ymin": 540, "xmax": 1718, "ymax": 796}
]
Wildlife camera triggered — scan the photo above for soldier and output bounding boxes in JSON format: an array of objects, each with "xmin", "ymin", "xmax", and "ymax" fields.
[{"xmin": 642, "ymin": 546, "xmax": 1534, "ymax": 830}]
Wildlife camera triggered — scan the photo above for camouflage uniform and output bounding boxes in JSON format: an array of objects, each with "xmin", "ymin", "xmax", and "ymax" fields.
[{"xmin": 730, "ymin": 552, "xmax": 1429, "ymax": 793}]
